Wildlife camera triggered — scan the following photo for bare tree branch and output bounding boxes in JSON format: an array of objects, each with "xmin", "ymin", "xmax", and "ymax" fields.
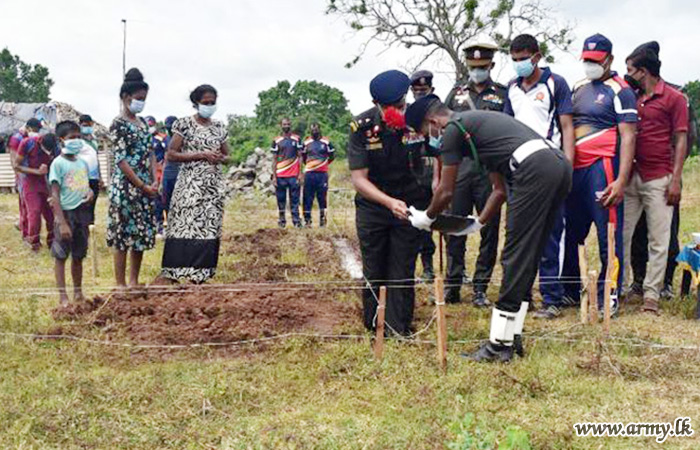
[{"xmin": 327, "ymin": 0, "xmax": 575, "ymax": 80}]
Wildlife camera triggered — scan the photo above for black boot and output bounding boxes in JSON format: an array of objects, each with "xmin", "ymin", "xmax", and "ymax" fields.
[
  {"xmin": 278, "ymin": 213, "xmax": 286, "ymax": 229},
  {"xmin": 513, "ymin": 334, "xmax": 525, "ymax": 357},
  {"xmin": 472, "ymin": 291, "xmax": 490, "ymax": 308},
  {"xmin": 421, "ymin": 257, "xmax": 435, "ymax": 284},
  {"xmin": 445, "ymin": 287, "xmax": 461, "ymax": 304},
  {"xmin": 462, "ymin": 341, "xmax": 514, "ymax": 363},
  {"xmin": 319, "ymin": 210, "xmax": 327, "ymax": 228}
]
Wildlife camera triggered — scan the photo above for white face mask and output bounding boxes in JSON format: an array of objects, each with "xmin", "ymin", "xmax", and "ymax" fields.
[
  {"xmin": 468, "ymin": 68, "xmax": 490, "ymax": 84},
  {"xmin": 583, "ymin": 61, "xmax": 605, "ymax": 81}
]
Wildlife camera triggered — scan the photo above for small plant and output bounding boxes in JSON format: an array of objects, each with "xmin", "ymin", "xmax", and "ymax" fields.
[{"xmin": 447, "ymin": 412, "xmax": 532, "ymax": 450}]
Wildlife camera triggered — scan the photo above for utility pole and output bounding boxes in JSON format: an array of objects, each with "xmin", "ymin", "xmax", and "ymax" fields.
[{"xmin": 121, "ymin": 19, "xmax": 127, "ymax": 77}]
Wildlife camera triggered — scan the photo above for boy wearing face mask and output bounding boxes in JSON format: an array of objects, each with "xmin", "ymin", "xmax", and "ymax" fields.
[
  {"xmin": 77, "ymin": 114, "xmax": 103, "ymax": 224},
  {"xmin": 562, "ymin": 34, "xmax": 638, "ymax": 316},
  {"xmin": 9, "ymin": 118, "xmax": 42, "ymax": 241},
  {"xmin": 504, "ymin": 34, "xmax": 576, "ymax": 320},
  {"xmin": 13, "ymin": 133, "xmax": 58, "ymax": 251},
  {"xmin": 50, "ymin": 121, "xmax": 93, "ymax": 305},
  {"xmin": 442, "ymin": 43, "xmax": 506, "ymax": 307}
]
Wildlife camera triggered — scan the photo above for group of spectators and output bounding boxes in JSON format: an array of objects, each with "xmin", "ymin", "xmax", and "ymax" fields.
[
  {"xmin": 409, "ymin": 34, "xmax": 697, "ymax": 319},
  {"xmin": 6, "ymin": 68, "xmax": 234, "ymax": 302}
]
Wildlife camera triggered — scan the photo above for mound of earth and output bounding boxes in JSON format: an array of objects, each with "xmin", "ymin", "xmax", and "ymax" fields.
[
  {"xmin": 53, "ymin": 286, "xmax": 359, "ymax": 346},
  {"xmin": 225, "ymin": 228, "xmax": 350, "ymax": 282}
]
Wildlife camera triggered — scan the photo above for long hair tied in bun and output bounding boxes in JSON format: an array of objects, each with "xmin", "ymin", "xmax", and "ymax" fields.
[{"xmin": 120, "ymin": 68, "xmax": 149, "ymax": 98}]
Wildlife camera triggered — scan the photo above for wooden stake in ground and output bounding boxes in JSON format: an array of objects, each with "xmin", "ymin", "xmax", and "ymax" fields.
[
  {"xmin": 373, "ymin": 286, "xmax": 387, "ymax": 360},
  {"xmin": 434, "ymin": 277, "xmax": 447, "ymax": 372},
  {"xmin": 579, "ymin": 245, "xmax": 589, "ymax": 325},
  {"xmin": 588, "ymin": 270, "xmax": 598, "ymax": 324},
  {"xmin": 89, "ymin": 224, "xmax": 99, "ymax": 279},
  {"xmin": 604, "ymin": 223, "xmax": 615, "ymax": 336},
  {"xmin": 438, "ymin": 233, "xmax": 444, "ymax": 276}
]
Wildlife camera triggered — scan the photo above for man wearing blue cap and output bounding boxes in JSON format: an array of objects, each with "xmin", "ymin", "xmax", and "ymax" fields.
[
  {"xmin": 405, "ymin": 94, "xmax": 572, "ymax": 362},
  {"xmin": 561, "ymin": 33, "xmax": 637, "ymax": 317},
  {"xmin": 348, "ymin": 70, "xmax": 430, "ymax": 335}
]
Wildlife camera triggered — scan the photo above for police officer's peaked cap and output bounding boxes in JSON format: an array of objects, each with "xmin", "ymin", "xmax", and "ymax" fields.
[
  {"xmin": 370, "ymin": 70, "xmax": 411, "ymax": 105},
  {"xmin": 405, "ymin": 94, "xmax": 441, "ymax": 131},
  {"xmin": 464, "ymin": 43, "xmax": 498, "ymax": 67},
  {"xmin": 410, "ymin": 70, "xmax": 434, "ymax": 87}
]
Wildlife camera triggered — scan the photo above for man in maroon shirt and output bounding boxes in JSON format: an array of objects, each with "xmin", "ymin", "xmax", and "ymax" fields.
[{"xmin": 623, "ymin": 46, "xmax": 688, "ymax": 313}]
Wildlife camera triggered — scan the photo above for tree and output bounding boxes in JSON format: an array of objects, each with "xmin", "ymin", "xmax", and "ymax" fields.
[
  {"xmin": 682, "ymin": 80, "xmax": 700, "ymax": 156},
  {"xmin": 0, "ymin": 48, "xmax": 53, "ymax": 102},
  {"xmin": 228, "ymin": 80, "xmax": 353, "ymax": 163},
  {"xmin": 326, "ymin": 0, "xmax": 574, "ymax": 80}
]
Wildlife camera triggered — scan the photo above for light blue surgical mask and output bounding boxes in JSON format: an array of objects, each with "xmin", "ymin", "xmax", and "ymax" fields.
[
  {"xmin": 428, "ymin": 124, "xmax": 443, "ymax": 150},
  {"xmin": 198, "ymin": 103, "xmax": 217, "ymax": 119},
  {"xmin": 129, "ymin": 99, "xmax": 146, "ymax": 114},
  {"xmin": 62, "ymin": 138, "xmax": 84, "ymax": 155},
  {"xmin": 468, "ymin": 68, "xmax": 490, "ymax": 84},
  {"xmin": 513, "ymin": 58, "xmax": 535, "ymax": 78},
  {"xmin": 81, "ymin": 126, "xmax": 93, "ymax": 135},
  {"xmin": 429, "ymin": 135, "xmax": 443, "ymax": 150}
]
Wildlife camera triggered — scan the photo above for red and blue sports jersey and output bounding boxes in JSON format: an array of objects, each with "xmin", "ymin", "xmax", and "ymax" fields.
[
  {"xmin": 271, "ymin": 134, "xmax": 302, "ymax": 178},
  {"xmin": 8, "ymin": 131, "xmax": 26, "ymax": 153},
  {"xmin": 572, "ymin": 72, "xmax": 637, "ymax": 169},
  {"xmin": 303, "ymin": 137, "xmax": 335, "ymax": 173}
]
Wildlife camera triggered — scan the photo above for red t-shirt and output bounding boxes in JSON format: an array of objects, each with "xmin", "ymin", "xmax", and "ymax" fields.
[
  {"xmin": 16, "ymin": 136, "xmax": 53, "ymax": 195},
  {"xmin": 635, "ymin": 79, "xmax": 689, "ymax": 182}
]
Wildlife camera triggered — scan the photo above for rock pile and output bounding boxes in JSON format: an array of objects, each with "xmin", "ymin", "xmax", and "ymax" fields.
[{"xmin": 225, "ymin": 147, "xmax": 275, "ymax": 197}]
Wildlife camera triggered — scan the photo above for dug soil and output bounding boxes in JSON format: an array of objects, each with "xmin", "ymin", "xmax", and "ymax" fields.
[{"xmin": 51, "ymin": 229, "xmax": 361, "ymax": 347}]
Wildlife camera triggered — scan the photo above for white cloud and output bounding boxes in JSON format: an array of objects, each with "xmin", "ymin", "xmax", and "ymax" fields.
[{"xmin": 0, "ymin": 0, "xmax": 697, "ymax": 127}]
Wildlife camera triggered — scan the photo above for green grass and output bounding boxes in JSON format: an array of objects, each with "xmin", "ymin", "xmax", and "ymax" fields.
[{"xmin": 1, "ymin": 161, "xmax": 700, "ymax": 449}]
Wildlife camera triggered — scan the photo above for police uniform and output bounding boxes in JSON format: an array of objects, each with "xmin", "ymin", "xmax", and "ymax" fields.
[
  {"xmin": 410, "ymin": 70, "xmax": 438, "ymax": 280},
  {"xmin": 348, "ymin": 70, "xmax": 429, "ymax": 335},
  {"xmin": 442, "ymin": 43, "xmax": 506, "ymax": 305}
]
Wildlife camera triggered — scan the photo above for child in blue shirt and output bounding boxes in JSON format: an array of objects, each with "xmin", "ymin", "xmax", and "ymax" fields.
[{"xmin": 49, "ymin": 121, "xmax": 93, "ymax": 305}]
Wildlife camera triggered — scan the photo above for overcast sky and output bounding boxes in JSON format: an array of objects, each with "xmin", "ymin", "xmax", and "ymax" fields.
[{"xmin": 0, "ymin": 0, "xmax": 698, "ymax": 126}]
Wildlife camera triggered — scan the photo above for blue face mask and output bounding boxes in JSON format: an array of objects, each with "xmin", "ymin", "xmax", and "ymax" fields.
[
  {"xmin": 62, "ymin": 138, "xmax": 84, "ymax": 155},
  {"xmin": 198, "ymin": 104, "xmax": 217, "ymax": 119},
  {"xmin": 81, "ymin": 126, "xmax": 93, "ymax": 135},
  {"xmin": 428, "ymin": 124, "xmax": 443, "ymax": 149},
  {"xmin": 513, "ymin": 58, "xmax": 535, "ymax": 78},
  {"xmin": 129, "ymin": 99, "xmax": 146, "ymax": 114}
]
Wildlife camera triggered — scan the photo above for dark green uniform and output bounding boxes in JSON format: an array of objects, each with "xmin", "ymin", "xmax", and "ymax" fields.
[
  {"xmin": 443, "ymin": 78, "xmax": 507, "ymax": 302},
  {"xmin": 348, "ymin": 107, "xmax": 429, "ymax": 335}
]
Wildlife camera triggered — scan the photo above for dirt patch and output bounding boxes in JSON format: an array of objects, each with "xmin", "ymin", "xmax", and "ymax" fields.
[
  {"xmin": 225, "ymin": 229, "xmax": 349, "ymax": 282},
  {"xmin": 52, "ymin": 286, "xmax": 359, "ymax": 346}
]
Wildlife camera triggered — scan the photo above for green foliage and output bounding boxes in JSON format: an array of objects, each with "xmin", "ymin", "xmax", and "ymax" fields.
[
  {"xmin": 228, "ymin": 80, "xmax": 352, "ymax": 164},
  {"xmin": 447, "ymin": 410, "xmax": 532, "ymax": 450},
  {"xmin": 0, "ymin": 48, "xmax": 53, "ymax": 102},
  {"xmin": 682, "ymin": 80, "xmax": 700, "ymax": 156}
]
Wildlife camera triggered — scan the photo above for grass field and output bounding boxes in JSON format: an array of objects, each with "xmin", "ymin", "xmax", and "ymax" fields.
[{"xmin": 1, "ymin": 160, "xmax": 700, "ymax": 449}]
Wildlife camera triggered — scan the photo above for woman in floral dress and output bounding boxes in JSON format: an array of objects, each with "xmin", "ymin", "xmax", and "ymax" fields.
[
  {"xmin": 107, "ymin": 68, "xmax": 158, "ymax": 288},
  {"xmin": 156, "ymin": 84, "xmax": 229, "ymax": 284}
]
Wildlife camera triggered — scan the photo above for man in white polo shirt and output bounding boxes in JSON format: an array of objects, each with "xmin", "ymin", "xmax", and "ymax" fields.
[{"xmin": 504, "ymin": 34, "xmax": 576, "ymax": 319}]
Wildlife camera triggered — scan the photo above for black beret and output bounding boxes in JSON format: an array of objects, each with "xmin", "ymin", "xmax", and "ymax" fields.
[
  {"xmin": 370, "ymin": 70, "xmax": 411, "ymax": 105},
  {"xmin": 410, "ymin": 70, "xmax": 434, "ymax": 86},
  {"xmin": 405, "ymin": 94, "xmax": 441, "ymax": 130},
  {"xmin": 26, "ymin": 118, "xmax": 42, "ymax": 130}
]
